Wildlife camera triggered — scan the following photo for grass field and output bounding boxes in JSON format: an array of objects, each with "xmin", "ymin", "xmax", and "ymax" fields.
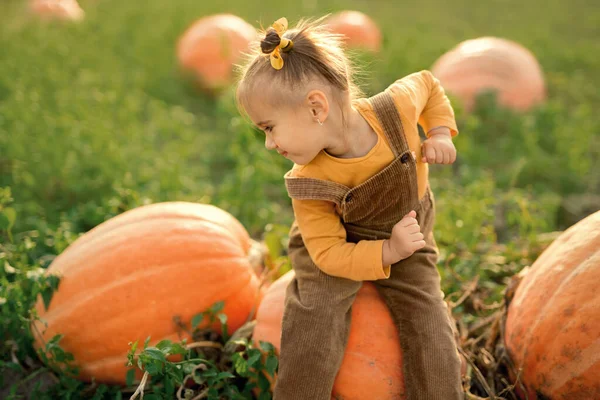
[{"xmin": 0, "ymin": 0, "xmax": 598, "ymax": 398}]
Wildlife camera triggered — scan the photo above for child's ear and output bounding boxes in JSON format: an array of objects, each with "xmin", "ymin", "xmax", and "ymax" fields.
[{"xmin": 306, "ymin": 90, "xmax": 330, "ymax": 122}]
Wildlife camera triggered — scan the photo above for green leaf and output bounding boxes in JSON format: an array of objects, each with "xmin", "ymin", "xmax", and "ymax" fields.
[
  {"xmin": 207, "ymin": 387, "xmax": 219, "ymax": 399},
  {"xmin": 144, "ymin": 336, "xmax": 151, "ymax": 349},
  {"xmin": 264, "ymin": 229, "xmax": 282, "ymax": 260},
  {"xmin": 258, "ymin": 372, "xmax": 271, "ymax": 391},
  {"xmin": 232, "ymin": 353, "xmax": 248, "ymax": 376},
  {"xmin": 0, "ymin": 213, "xmax": 9, "ymax": 230},
  {"xmin": 144, "ymin": 348, "xmax": 166, "ymax": 362},
  {"xmin": 191, "ymin": 313, "xmax": 204, "ymax": 329},
  {"xmin": 259, "ymin": 341, "xmax": 275, "ymax": 353},
  {"xmin": 125, "ymin": 369, "xmax": 136, "ymax": 387},
  {"xmin": 258, "ymin": 391, "xmax": 272, "ymax": 400},
  {"xmin": 216, "ymin": 371, "xmax": 235, "ymax": 380},
  {"xmin": 145, "ymin": 361, "xmax": 162, "ymax": 376},
  {"xmin": 265, "ymin": 355, "xmax": 278, "ymax": 377},
  {"xmin": 182, "ymin": 362, "xmax": 196, "ymax": 375},
  {"xmin": 246, "ymin": 349, "xmax": 262, "ymax": 368},
  {"xmin": 210, "ymin": 301, "xmax": 225, "ymax": 314},
  {"xmin": 170, "ymin": 342, "xmax": 187, "ymax": 356},
  {"xmin": 3, "ymin": 207, "xmax": 16, "ymax": 231},
  {"xmin": 41, "ymin": 287, "xmax": 55, "ymax": 310},
  {"xmin": 156, "ymin": 339, "xmax": 174, "ymax": 354},
  {"xmin": 164, "ymin": 376, "xmax": 174, "ymax": 395},
  {"xmin": 203, "ymin": 370, "xmax": 218, "ymax": 378}
]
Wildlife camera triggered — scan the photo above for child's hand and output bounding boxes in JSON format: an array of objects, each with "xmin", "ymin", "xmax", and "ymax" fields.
[
  {"xmin": 421, "ymin": 127, "xmax": 456, "ymax": 164},
  {"xmin": 383, "ymin": 210, "xmax": 426, "ymax": 264}
]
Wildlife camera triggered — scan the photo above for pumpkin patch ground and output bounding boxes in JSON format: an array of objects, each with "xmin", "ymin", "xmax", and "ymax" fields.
[{"xmin": 1, "ymin": 0, "xmax": 599, "ymax": 399}]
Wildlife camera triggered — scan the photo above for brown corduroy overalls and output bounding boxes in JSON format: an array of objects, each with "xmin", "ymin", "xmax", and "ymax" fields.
[{"xmin": 273, "ymin": 92, "xmax": 464, "ymax": 400}]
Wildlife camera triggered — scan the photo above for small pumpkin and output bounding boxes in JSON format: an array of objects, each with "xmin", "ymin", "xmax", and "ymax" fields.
[
  {"xmin": 431, "ymin": 37, "xmax": 545, "ymax": 112},
  {"xmin": 177, "ymin": 14, "xmax": 257, "ymax": 93},
  {"xmin": 32, "ymin": 202, "xmax": 263, "ymax": 384},
  {"xmin": 30, "ymin": 0, "xmax": 84, "ymax": 21},
  {"xmin": 253, "ymin": 270, "xmax": 466, "ymax": 399},
  {"xmin": 324, "ymin": 11, "xmax": 382, "ymax": 52},
  {"xmin": 504, "ymin": 210, "xmax": 600, "ymax": 399}
]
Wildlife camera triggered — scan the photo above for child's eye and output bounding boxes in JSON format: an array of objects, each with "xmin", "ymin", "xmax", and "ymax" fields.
[{"xmin": 265, "ymin": 126, "xmax": 273, "ymax": 133}]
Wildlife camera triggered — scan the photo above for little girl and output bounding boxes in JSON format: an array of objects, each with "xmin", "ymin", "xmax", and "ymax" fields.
[{"xmin": 236, "ymin": 16, "xmax": 463, "ymax": 400}]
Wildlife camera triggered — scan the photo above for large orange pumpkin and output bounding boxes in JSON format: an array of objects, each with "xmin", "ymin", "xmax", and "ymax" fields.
[
  {"xmin": 324, "ymin": 11, "xmax": 382, "ymax": 52},
  {"xmin": 253, "ymin": 270, "xmax": 466, "ymax": 399},
  {"xmin": 431, "ymin": 37, "xmax": 545, "ymax": 112},
  {"xmin": 32, "ymin": 202, "xmax": 263, "ymax": 384},
  {"xmin": 30, "ymin": 0, "xmax": 84, "ymax": 21},
  {"xmin": 505, "ymin": 210, "xmax": 600, "ymax": 399},
  {"xmin": 177, "ymin": 14, "xmax": 257, "ymax": 92}
]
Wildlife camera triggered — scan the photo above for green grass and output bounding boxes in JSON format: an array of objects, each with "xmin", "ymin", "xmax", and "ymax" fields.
[{"xmin": 0, "ymin": 0, "xmax": 598, "ymax": 398}]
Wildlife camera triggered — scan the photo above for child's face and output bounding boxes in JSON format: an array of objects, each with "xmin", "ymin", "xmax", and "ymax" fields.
[{"xmin": 246, "ymin": 99, "xmax": 327, "ymax": 166}]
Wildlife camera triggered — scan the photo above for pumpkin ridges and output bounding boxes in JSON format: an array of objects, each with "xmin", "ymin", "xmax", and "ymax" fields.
[
  {"xmin": 506, "ymin": 217, "xmax": 599, "ymax": 317},
  {"xmin": 519, "ymin": 255, "xmax": 600, "ymax": 390},
  {"xmin": 58, "ymin": 202, "xmax": 251, "ymax": 256},
  {"xmin": 35, "ymin": 272, "xmax": 260, "ymax": 366},
  {"xmin": 53, "ymin": 216, "xmax": 249, "ymax": 269},
  {"xmin": 35, "ymin": 255, "xmax": 252, "ymax": 332},
  {"xmin": 546, "ymin": 341, "xmax": 600, "ymax": 395},
  {"xmin": 515, "ymin": 258, "xmax": 593, "ymax": 368},
  {"xmin": 506, "ymin": 217, "xmax": 599, "ymax": 336},
  {"xmin": 431, "ymin": 37, "xmax": 546, "ymax": 111},
  {"xmin": 505, "ymin": 211, "xmax": 600, "ymax": 399},
  {"xmin": 40, "ymin": 220, "xmax": 247, "ymax": 311},
  {"xmin": 32, "ymin": 202, "xmax": 261, "ymax": 384}
]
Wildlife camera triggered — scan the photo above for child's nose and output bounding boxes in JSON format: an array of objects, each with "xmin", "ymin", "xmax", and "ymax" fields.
[{"xmin": 265, "ymin": 137, "xmax": 277, "ymax": 150}]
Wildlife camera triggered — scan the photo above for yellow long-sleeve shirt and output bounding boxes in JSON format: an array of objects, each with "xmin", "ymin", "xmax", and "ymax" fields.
[{"xmin": 288, "ymin": 70, "xmax": 458, "ymax": 281}]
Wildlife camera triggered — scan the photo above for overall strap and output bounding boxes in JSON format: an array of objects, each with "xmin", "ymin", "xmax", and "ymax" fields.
[
  {"xmin": 284, "ymin": 171, "xmax": 350, "ymax": 205},
  {"xmin": 368, "ymin": 91, "xmax": 409, "ymax": 157}
]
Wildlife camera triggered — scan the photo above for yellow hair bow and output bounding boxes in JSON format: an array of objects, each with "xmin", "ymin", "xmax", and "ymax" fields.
[{"xmin": 269, "ymin": 17, "xmax": 294, "ymax": 70}]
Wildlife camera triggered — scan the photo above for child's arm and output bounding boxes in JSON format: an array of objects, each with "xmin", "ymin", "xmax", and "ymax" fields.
[
  {"xmin": 292, "ymin": 199, "xmax": 424, "ymax": 281},
  {"xmin": 292, "ymin": 198, "xmax": 391, "ymax": 281},
  {"xmin": 388, "ymin": 70, "xmax": 458, "ymax": 164},
  {"xmin": 387, "ymin": 70, "xmax": 458, "ymax": 138}
]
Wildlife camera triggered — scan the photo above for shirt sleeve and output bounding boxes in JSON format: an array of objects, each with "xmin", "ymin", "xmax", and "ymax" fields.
[
  {"xmin": 387, "ymin": 70, "xmax": 459, "ymax": 138},
  {"xmin": 291, "ymin": 198, "xmax": 391, "ymax": 281}
]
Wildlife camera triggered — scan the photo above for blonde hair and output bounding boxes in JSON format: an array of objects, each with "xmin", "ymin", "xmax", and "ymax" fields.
[{"xmin": 236, "ymin": 16, "xmax": 363, "ymax": 120}]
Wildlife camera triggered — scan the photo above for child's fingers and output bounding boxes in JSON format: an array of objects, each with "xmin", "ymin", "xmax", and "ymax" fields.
[
  {"xmin": 443, "ymin": 150, "xmax": 451, "ymax": 164},
  {"xmin": 411, "ymin": 232, "xmax": 425, "ymax": 241},
  {"xmin": 425, "ymin": 145, "xmax": 437, "ymax": 164},
  {"xmin": 402, "ymin": 210, "xmax": 417, "ymax": 219},
  {"xmin": 412, "ymin": 240, "xmax": 426, "ymax": 250},
  {"xmin": 435, "ymin": 148, "xmax": 445, "ymax": 163},
  {"xmin": 400, "ymin": 217, "xmax": 418, "ymax": 227},
  {"xmin": 406, "ymin": 224, "xmax": 421, "ymax": 234}
]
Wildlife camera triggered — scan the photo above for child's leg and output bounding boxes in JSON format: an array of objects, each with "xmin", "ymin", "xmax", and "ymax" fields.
[
  {"xmin": 273, "ymin": 223, "xmax": 362, "ymax": 400},
  {"xmin": 375, "ymin": 210, "xmax": 464, "ymax": 399}
]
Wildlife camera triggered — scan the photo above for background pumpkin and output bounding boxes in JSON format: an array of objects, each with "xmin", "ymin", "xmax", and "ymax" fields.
[
  {"xmin": 253, "ymin": 270, "xmax": 466, "ymax": 399},
  {"xmin": 324, "ymin": 11, "xmax": 382, "ymax": 52},
  {"xmin": 504, "ymin": 210, "xmax": 600, "ymax": 399},
  {"xmin": 431, "ymin": 37, "xmax": 545, "ymax": 112},
  {"xmin": 176, "ymin": 14, "xmax": 256, "ymax": 93},
  {"xmin": 30, "ymin": 0, "xmax": 84, "ymax": 21},
  {"xmin": 32, "ymin": 201, "xmax": 264, "ymax": 384}
]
